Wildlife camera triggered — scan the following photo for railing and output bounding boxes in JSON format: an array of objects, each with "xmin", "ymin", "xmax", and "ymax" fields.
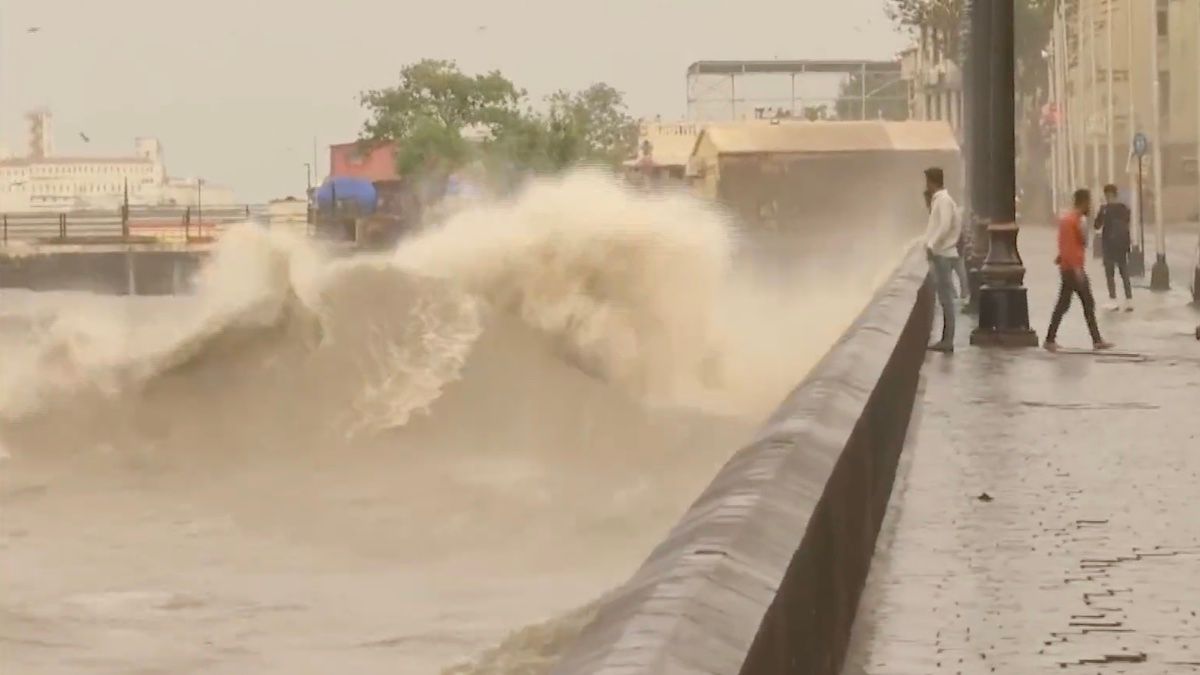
[{"xmin": 1, "ymin": 205, "xmax": 269, "ymax": 245}]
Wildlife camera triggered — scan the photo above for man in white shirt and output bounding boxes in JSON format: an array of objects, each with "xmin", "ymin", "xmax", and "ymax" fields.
[{"xmin": 923, "ymin": 167, "xmax": 962, "ymax": 353}]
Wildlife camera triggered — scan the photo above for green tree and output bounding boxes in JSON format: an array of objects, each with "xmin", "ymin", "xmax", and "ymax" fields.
[
  {"xmin": 885, "ymin": 0, "xmax": 1053, "ymax": 103},
  {"xmin": 543, "ymin": 83, "xmax": 639, "ymax": 168},
  {"xmin": 886, "ymin": 0, "xmax": 965, "ymax": 58},
  {"xmin": 887, "ymin": 0, "xmax": 1057, "ymax": 212},
  {"xmin": 359, "ymin": 59, "xmax": 525, "ymax": 175},
  {"xmin": 360, "ymin": 61, "xmax": 638, "ymax": 177}
]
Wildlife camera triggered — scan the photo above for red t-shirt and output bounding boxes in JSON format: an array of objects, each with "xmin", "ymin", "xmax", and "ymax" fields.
[{"xmin": 1057, "ymin": 210, "xmax": 1086, "ymax": 271}]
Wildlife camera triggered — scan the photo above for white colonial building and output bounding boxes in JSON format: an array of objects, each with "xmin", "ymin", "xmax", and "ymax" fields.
[{"xmin": 0, "ymin": 110, "xmax": 234, "ymax": 212}]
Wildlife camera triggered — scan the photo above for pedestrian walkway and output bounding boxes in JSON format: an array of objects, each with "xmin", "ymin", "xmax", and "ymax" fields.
[{"xmin": 843, "ymin": 226, "xmax": 1200, "ymax": 674}]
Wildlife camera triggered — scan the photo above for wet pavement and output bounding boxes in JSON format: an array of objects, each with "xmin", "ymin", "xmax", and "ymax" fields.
[{"xmin": 844, "ymin": 225, "xmax": 1200, "ymax": 674}]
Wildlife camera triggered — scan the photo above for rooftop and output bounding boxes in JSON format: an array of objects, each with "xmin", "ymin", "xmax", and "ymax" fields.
[
  {"xmin": 694, "ymin": 120, "xmax": 960, "ymax": 156},
  {"xmin": 0, "ymin": 156, "xmax": 153, "ymax": 167},
  {"xmin": 687, "ymin": 59, "xmax": 902, "ymax": 76}
]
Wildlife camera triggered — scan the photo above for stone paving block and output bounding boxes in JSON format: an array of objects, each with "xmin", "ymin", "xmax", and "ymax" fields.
[{"xmin": 843, "ymin": 227, "xmax": 1200, "ymax": 675}]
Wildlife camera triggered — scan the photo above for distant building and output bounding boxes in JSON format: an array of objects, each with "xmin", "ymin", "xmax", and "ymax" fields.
[
  {"xmin": 0, "ymin": 110, "xmax": 234, "ymax": 212},
  {"xmin": 1055, "ymin": 0, "xmax": 1197, "ymax": 220},
  {"xmin": 687, "ymin": 120, "xmax": 961, "ymax": 228},
  {"xmin": 900, "ymin": 0, "xmax": 1198, "ymax": 220},
  {"xmin": 898, "ymin": 28, "xmax": 964, "ymax": 141},
  {"xmin": 623, "ymin": 120, "xmax": 701, "ymax": 182},
  {"xmin": 329, "ymin": 141, "xmax": 399, "ymax": 182}
]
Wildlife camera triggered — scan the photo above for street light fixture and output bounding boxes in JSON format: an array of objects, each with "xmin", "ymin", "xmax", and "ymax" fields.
[
  {"xmin": 963, "ymin": 0, "xmax": 992, "ymax": 315},
  {"xmin": 305, "ymin": 162, "xmax": 314, "ymax": 229},
  {"xmin": 196, "ymin": 178, "xmax": 204, "ymax": 240},
  {"xmin": 1148, "ymin": 0, "xmax": 1169, "ymax": 291},
  {"xmin": 969, "ymin": 0, "xmax": 1038, "ymax": 347}
]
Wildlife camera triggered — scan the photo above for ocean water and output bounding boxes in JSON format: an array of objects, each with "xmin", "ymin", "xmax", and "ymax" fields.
[{"xmin": 0, "ymin": 170, "xmax": 911, "ymax": 674}]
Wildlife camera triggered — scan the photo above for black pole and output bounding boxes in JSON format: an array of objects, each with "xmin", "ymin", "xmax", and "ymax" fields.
[
  {"xmin": 1131, "ymin": 156, "xmax": 1146, "ymax": 277},
  {"xmin": 306, "ymin": 163, "xmax": 314, "ymax": 229},
  {"xmin": 963, "ymin": 0, "xmax": 991, "ymax": 314},
  {"xmin": 122, "ymin": 178, "xmax": 130, "ymax": 239},
  {"xmin": 970, "ymin": 0, "xmax": 1038, "ymax": 347},
  {"xmin": 197, "ymin": 180, "xmax": 203, "ymax": 239}
]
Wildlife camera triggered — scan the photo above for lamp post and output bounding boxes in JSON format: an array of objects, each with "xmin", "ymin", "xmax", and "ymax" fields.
[
  {"xmin": 1088, "ymin": 0, "xmax": 1101, "ymax": 199},
  {"xmin": 970, "ymin": 0, "xmax": 1038, "ymax": 347},
  {"xmin": 304, "ymin": 162, "xmax": 314, "ymax": 229},
  {"xmin": 1193, "ymin": 0, "xmax": 1200, "ymax": 305},
  {"xmin": 963, "ymin": 0, "xmax": 991, "ymax": 315},
  {"xmin": 1077, "ymin": 0, "xmax": 1088, "ymax": 187},
  {"xmin": 196, "ymin": 178, "xmax": 204, "ymax": 240},
  {"xmin": 1128, "ymin": 0, "xmax": 1146, "ymax": 277},
  {"xmin": 1149, "ymin": 1, "xmax": 1169, "ymax": 291},
  {"xmin": 1048, "ymin": 44, "xmax": 1060, "ymax": 214},
  {"xmin": 1105, "ymin": 0, "xmax": 1115, "ymax": 183},
  {"xmin": 1058, "ymin": 3, "xmax": 1076, "ymax": 193}
]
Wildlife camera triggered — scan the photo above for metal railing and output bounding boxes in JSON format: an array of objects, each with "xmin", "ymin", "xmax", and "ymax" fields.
[{"xmin": 1, "ymin": 205, "xmax": 268, "ymax": 245}]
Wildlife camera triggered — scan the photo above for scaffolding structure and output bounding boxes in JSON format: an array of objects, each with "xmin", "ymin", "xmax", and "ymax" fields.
[{"xmin": 685, "ymin": 60, "xmax": 905, "ymax": 122}]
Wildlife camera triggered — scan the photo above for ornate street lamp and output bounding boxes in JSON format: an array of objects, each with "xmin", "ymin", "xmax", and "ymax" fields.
[
  {"xmin": 962, "ymin": 0, "xmax": 991, "ymax": 315},
  {"xmin": 969, "ymin": 0, "xmax": 1039, "ymax": 347}
]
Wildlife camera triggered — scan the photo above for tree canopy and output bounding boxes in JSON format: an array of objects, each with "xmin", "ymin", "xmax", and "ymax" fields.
[
  {"xmin": 359, "ymin": 59, "xmax": 638, "ymax": 179},
  {"xmin": 887, "ymin": 0, "xmax": 1057, "ymax": 212},
  {"xmin": 884, "ymin": 0, "xmax": 1054, "ymax": 101}
]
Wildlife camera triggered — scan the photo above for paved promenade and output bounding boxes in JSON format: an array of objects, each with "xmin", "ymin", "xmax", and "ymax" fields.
[{"xmin": 845, "ymin": 226, "xmax": 1200, "ymax": 674}]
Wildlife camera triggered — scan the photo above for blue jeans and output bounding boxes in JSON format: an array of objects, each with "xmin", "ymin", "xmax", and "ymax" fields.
[
  {"xmin": 954, "ymin": 256, "xmax": 969, "ymax": 298},
  {"xmin": 930, "ymin": 255, "xmax": 958, "ymax": 344}
]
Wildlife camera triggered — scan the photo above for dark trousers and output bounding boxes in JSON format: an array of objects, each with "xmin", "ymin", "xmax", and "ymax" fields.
[
  {"xmin": 1103, "ymin": 253, "xmax": 1133, "ymax": 300},
  {"xmin": 1047, "ymin": 269, "xmax": 1103, "ymax": 344}
]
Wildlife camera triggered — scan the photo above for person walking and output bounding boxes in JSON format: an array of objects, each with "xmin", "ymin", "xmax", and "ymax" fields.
[
  {"xmin": 923, "ymin": 167, "xmax": 962, "ymax": 354},
  {"xmin": 1093, "ymin": 184, "xmax": 1134, "ymax": 311},
  {"xmin": 1045, "ymin": 189, "xmax": 1114, "ymax": 352}
]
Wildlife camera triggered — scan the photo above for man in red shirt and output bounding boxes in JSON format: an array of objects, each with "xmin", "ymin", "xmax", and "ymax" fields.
[{"xmin": 1045, "ymin": 189, "xmax": 1113, "ymax": 352}]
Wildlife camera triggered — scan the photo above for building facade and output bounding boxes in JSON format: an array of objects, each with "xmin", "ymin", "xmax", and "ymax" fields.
[
  {"xmin": 1057, "ymin": 0, "xmax": 1197, "ymax": 220},
  {"xmin": 329, "ymin": 141, "xmax": 399, "ymax": 182},
  {"xmin": 900, "ymin": 25, "xmax": 965, "ymax": 142},
  {"xmin": 0, "ymin": 111, "xmax": 234, "ymax": 212}
]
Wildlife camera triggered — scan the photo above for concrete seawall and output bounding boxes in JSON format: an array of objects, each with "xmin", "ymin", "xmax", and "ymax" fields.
[
  {"xmin": 0, "ymin": 245, "xmax": 210, "ymax": 295},
  {"xmin": 551, "ymin": 245, "xmax": 934, "ymax": 675}
]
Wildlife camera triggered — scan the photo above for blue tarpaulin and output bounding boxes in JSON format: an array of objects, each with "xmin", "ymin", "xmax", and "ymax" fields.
[{"xmin": 316, "ymin": 177, "xmax": 377, "ymax": 214}]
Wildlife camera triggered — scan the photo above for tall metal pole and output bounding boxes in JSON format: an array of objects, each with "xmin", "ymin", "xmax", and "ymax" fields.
[
  {"xmin": 197, "ymin": 178, "xmax": 204, "ymax": 240},
  {"xmin": 971, "ymin": 0, "xmax": 1038, "ymax": 347},
  {"xmin": 1076, "ymin": 0, "xmax": 1088, "ymax": 188},
  {"xmin": 1127, "ymin": 0, "xmax": 1145, "ymax": 276},
  {"xmin": 305, "ymin": 162, "xmax": 314, "ymax": 231},
  {"xmin": 1149, "ymin": 1, "xmax": 1169, "ymax": 290},
  {"xmin": 1060, "ymin": 5, "xmax": 1077, "ymax": 192},
  {"xmin": 1056, "ymin": 3, "xmax": 1072, "ymax": 208},
  {"xmin": 313, "ymin": 137, "xmax": 320, "ymax": 185},
  {"xmin": 1049, "ymin": 43, "xmax": 1060, "ymax": 214},
  {"xmin": 1058, "ymin": 4, "xmax": 1073, "ymax": 200},
  {"xmin": 1088, "ymin": 0, "xmax": 1101, "ymax": 195},
  {"xmin": 964, "ymin": 0, "xmax": 991, "ymax": 314},
  {"xmin": 1190, "ymin": 0, "xmax": 1200, "ymax": 302},
  {"xmin": 1106, "ymin": 0, "xmax": 1115, "ymax": 183},
  {"xmin": 860, "ymin": 62, "xmax": 868, "ymax": 120},
  {"xmin": 1193, "ymin": 0, "xmax": 1200, "ymax": 304}
]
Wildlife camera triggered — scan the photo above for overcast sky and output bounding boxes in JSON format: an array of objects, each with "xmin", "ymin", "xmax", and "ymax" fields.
[{"xmin": 0, "ymin": 0, "xmax": 907, "ymax": 201}]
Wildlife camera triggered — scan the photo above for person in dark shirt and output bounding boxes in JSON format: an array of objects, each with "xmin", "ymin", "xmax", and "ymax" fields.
[{"xmin": 1093, "ymin": 184, "xmax": 1134, "ymax": 311}]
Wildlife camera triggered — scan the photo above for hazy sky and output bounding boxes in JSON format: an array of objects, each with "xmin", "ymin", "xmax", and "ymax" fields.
[{"xmin": 0, "ymin": 0, "xmax": 907, "ymax": 201}]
